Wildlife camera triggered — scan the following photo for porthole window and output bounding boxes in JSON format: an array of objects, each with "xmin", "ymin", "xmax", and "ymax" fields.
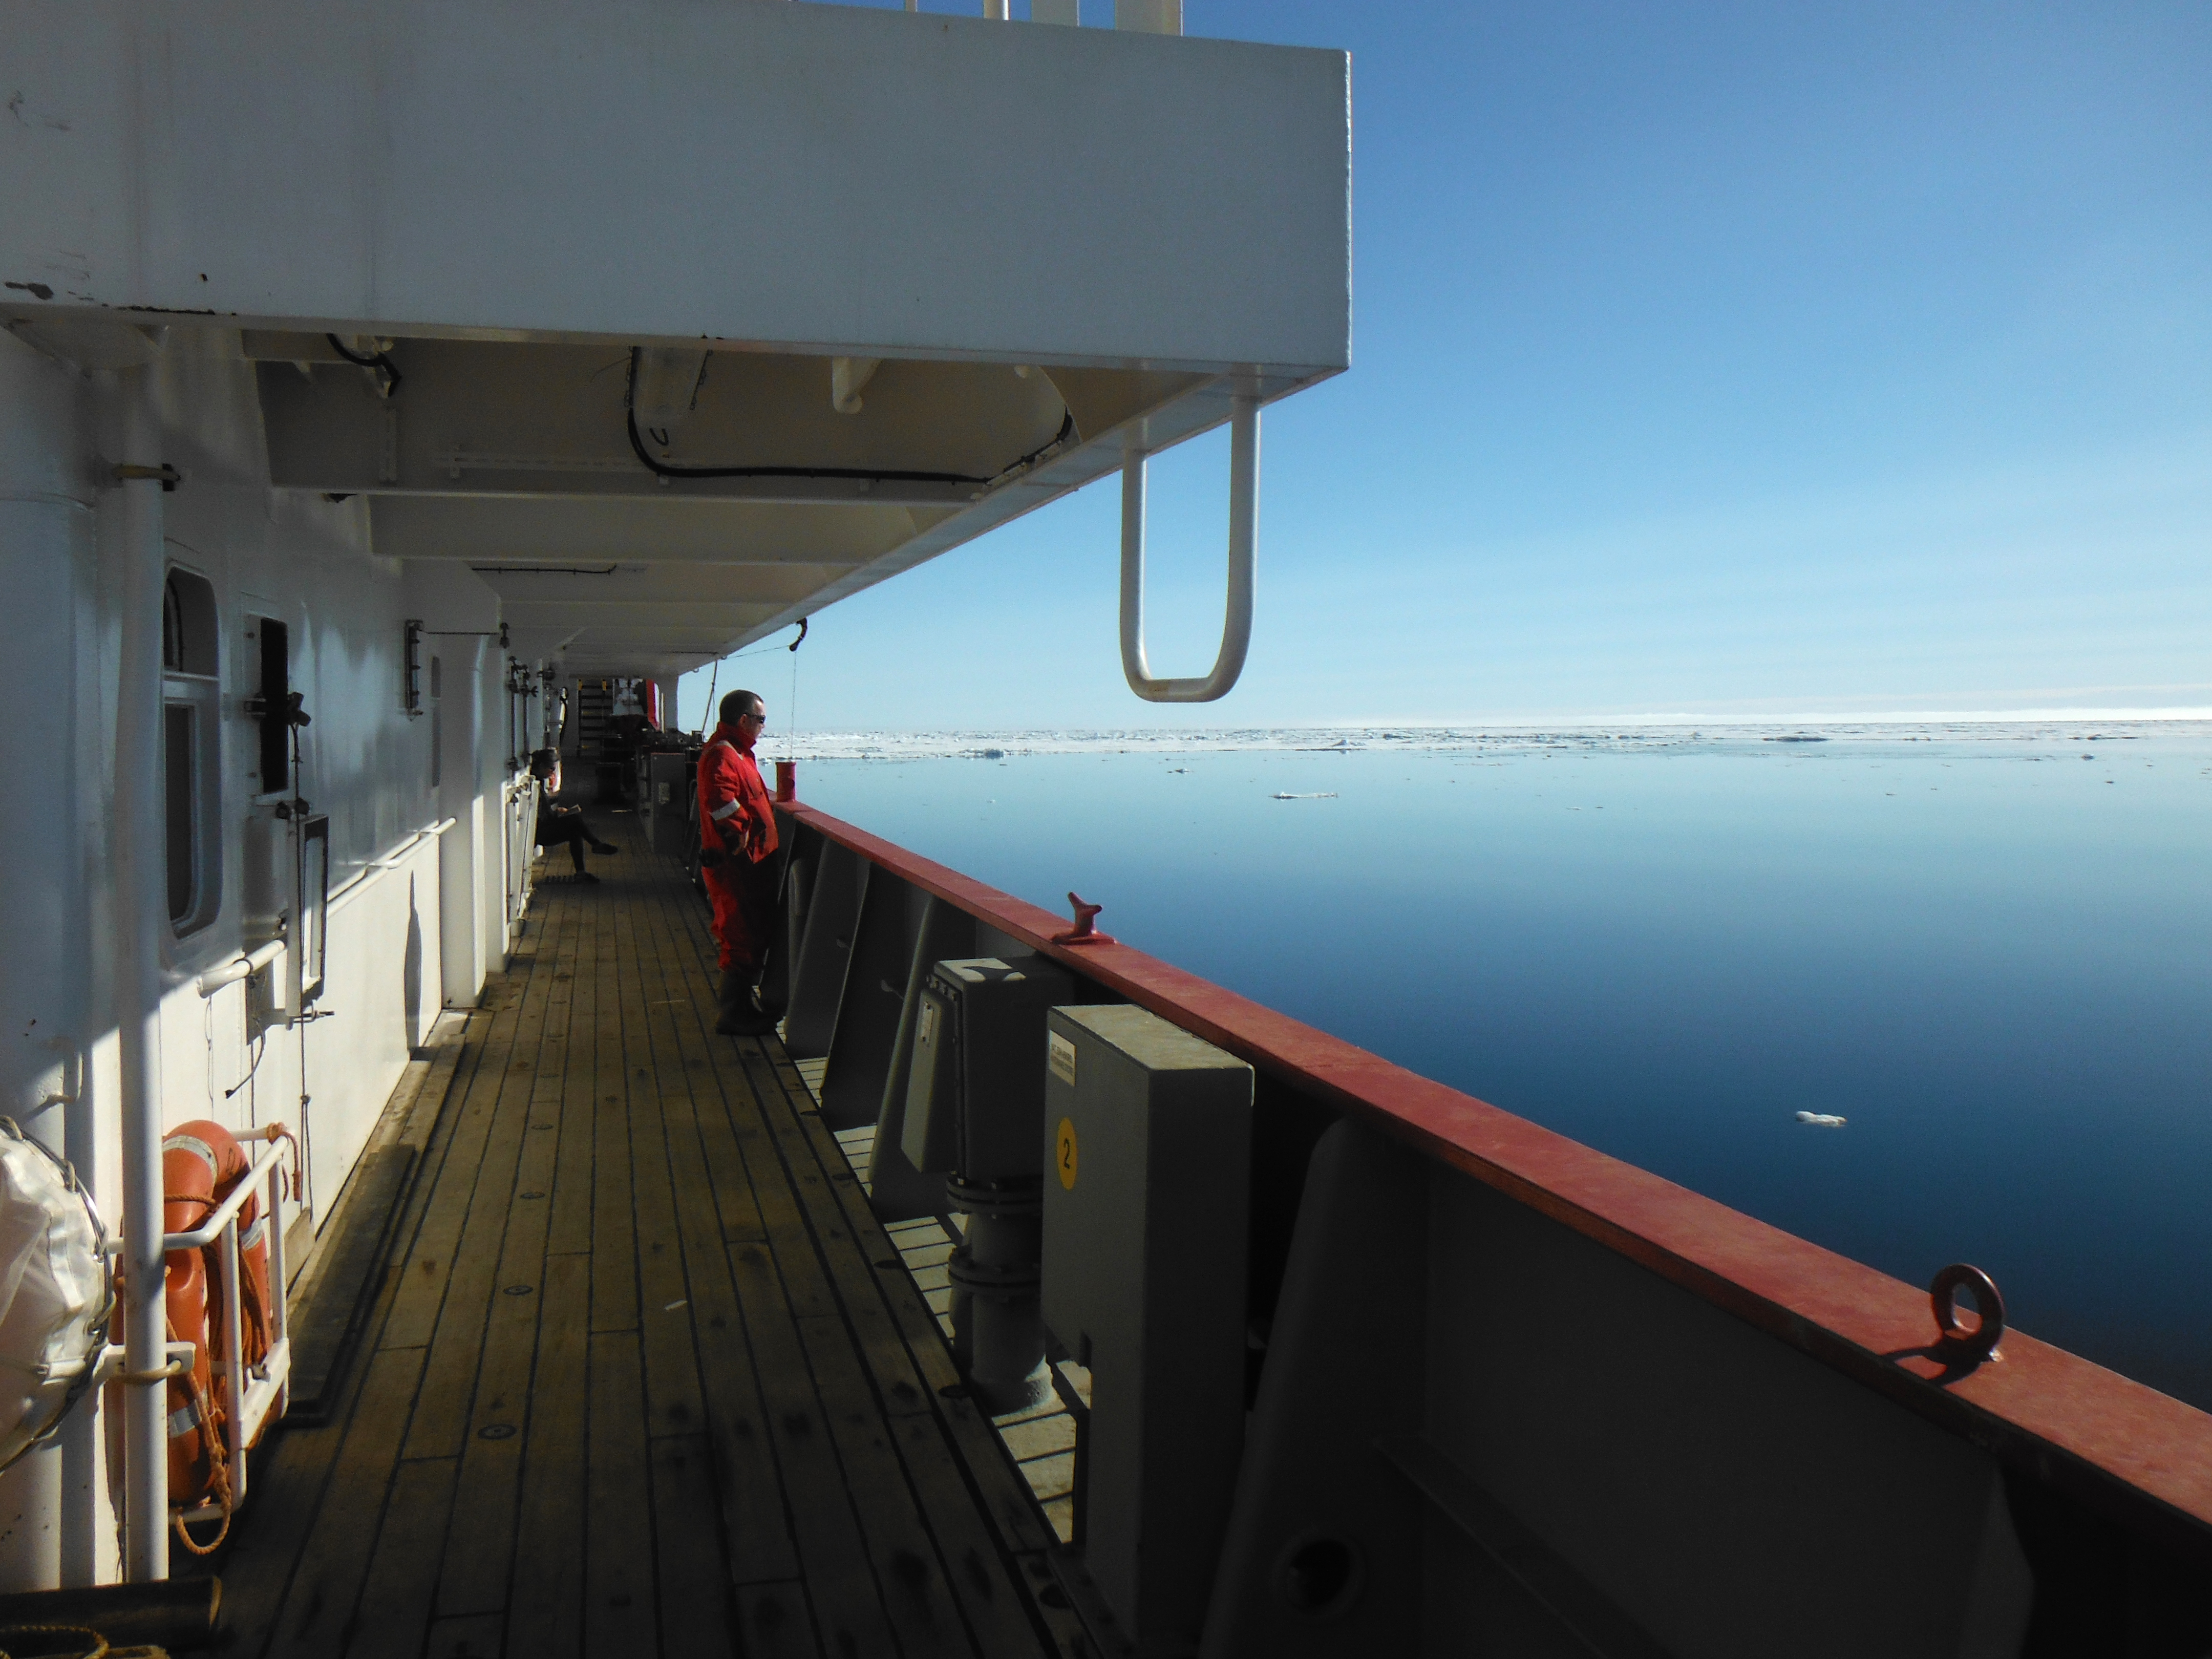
[{"xmin": 162, "ymin": 568, "xmax": 222, "ymax": 936}]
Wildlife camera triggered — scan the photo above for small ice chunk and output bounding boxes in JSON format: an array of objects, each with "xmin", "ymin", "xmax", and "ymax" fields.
[{"xmin": 1795, "ymin": 1111, "xmax": 1847, "ymax": 1128}]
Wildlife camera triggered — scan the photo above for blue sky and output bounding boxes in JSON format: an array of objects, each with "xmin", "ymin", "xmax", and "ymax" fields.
[{"xmin": 684, "ymin": 1, "xmax": 2212, "ymax": 732}]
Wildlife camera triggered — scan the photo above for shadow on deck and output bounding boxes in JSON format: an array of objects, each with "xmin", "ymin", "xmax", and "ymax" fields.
[{"xmin": 199, "ymin": 810, "xmax": 1084, "ymax": 1658}]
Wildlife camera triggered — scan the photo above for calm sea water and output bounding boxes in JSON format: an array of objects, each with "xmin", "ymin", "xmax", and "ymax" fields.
[{"xmin": 784, "ymin": 726, "xmax": 2212, "ymax": 1408}]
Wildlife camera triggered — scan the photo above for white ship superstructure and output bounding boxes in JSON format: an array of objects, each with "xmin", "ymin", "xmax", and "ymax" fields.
[
  {"xmin": 4, "ymin": 4, "xmax": 2209, "ymax": 1656},
  {"xmin": 3, "ymin": 0, "xmax": 1343, "ymax": 1600}
]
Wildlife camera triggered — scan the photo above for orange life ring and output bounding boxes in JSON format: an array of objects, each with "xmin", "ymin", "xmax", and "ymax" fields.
[{"xmin": 158, "ymin": 1120, "xmax": 295, "ymax": 1526}]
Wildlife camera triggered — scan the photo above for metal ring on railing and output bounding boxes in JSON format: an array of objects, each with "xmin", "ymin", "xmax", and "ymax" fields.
[{"xmin": 1929, "ymin": 1263, "xmax": 2005, "ymax": 1359}]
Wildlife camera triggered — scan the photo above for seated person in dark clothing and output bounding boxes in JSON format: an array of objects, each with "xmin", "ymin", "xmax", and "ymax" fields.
[{"xmin": 530, "ymin": 749, "xmax": 617, "ymax": 881}]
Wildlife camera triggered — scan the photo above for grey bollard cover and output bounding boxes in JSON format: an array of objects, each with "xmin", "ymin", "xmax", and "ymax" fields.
[
  {"xmin": 1041, "ymin": 1004, "xmax": 1252, "ymax": 1657},
  {"xmin": 901, "ymin": 956, "xmax": 1075, "ymax": 1179}
]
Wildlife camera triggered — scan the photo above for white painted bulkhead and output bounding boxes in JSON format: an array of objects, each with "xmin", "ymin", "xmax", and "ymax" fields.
[
  {"xmin": 0, "ymin": 0, "xmax": 1353, "ymax": 1596},
  {"xmin": 0, "ymin": 324, "xmax": 542, "ymax": 1586}
]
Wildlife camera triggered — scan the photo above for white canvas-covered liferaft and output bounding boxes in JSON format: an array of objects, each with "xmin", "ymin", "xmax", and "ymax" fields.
[{"xmin": 0, "ymin": 1120, "xmax": 114, "ymax": 1471}]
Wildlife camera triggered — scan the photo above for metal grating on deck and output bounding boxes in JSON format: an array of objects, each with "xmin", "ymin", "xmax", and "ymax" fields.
[{"xmin": 201, "ymin": 813, "xmax": 1085, "ymax": 1658}]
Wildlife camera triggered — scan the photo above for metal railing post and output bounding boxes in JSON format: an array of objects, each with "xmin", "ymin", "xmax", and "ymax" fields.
[
  {"xmin": 158, "ymin": 1143, "xmax": 296, "ymax": 1529},
  {"xmin": 265, "ymin": 1157, "xmax": 290, "ymax": 1397},
  {"xmin": 218, "ymin": 1223, "xmax": 247, "ymax": 1509}
]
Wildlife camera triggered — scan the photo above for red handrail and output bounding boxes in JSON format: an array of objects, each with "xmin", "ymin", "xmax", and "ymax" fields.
[{"xmin": 781, "ymin": 799, "xmax": 2212, "ymax": 1560}]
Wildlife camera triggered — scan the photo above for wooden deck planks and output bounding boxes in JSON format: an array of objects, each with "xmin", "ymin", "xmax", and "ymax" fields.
[
  {"xmin": 738, "ymin": 1580, "xmax": 823, "ymax": 1659},
  {"xmin": 629, "ymin": 878, "xmax": 901, "ymax": 1652},
  {"xmin": 502, "ymin": 1250, "xmax": 591, "ymax": 1659},
  {"xmin": 589, "ymin": 886, "xmax": 641, "ymax": 1336},
  {"xmin": 430, "ymin": 1160, "xmax": 558, "ymax": 1615},
  {"xmin": 345, "ymin": 1457, "xmax": 460, "ymax": 1659},
  {"xmin": 792, "ymin": 1310, "xmax": 990, "ymax": 1659},
  {"xmin": 429, "ymin": 986, "xmax": 571, "ymax": 1617},
  {"xmin": 584, "ymin": 1330, "xmax": 660, "ymax": 1656},
  {"xmin": 642, "ymin": 879, "xmax": 1037, "ymax": 1657},
  {"xmin": 611, "ymin": 895, "xmax": 709, "ymax": 1445},
  {"xmin": 224, "ymin": 926, "xmax": 548, "ymax": 1655},
  {"xmin": 393, "ymin": 915, "xmax": 572, "ymax": 1446},
  {"xmin": 317, "ymin": 915, "xmax": 573, "ymax": 1650},
  {"xmin": 260, "ymin": 1344, "xmax": 436, "ymax": 1659},
  {"xmin": 736, "ymin": 1050, "xmax": 940, "ymax": 1420},
  {"xmin": 226, "ymin": 982, "xmax": 521, "ymax": 1653},
  {"xmin": 625, "ymin": 897, "xmax": 801, "ymax": 1593},
  {"xmin": 545, "ymin": 903, "xmax": 600, "ymax": 1259},
  {"xmin": 648, "ymin": 1433, "xmax": 737, "ymax": 1654},
  {"xmin": 205, "ymin": 815, "xmax": 1066, "ymax": 1659}
]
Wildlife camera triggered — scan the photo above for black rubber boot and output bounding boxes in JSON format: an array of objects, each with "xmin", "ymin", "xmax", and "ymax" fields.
[{"xmin": 714, "ymin": 968, "xmax": 776, "ymax": 1036}]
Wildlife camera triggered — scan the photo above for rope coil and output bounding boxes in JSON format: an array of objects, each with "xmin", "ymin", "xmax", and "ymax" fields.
[{"xmin": 168, "ymin": 1355, "xmax": 233, "ymax": 1557}]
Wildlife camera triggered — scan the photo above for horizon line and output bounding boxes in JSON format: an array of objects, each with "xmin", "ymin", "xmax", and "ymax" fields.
[{"xmin": 764, "ymin": 708, "xmax": 2212, "ymax": 734}]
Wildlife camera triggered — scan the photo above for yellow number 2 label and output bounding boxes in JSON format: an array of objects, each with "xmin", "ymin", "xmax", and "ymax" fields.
[{"xmin": 1055, "ymin": 1117, "xmax": 1079, "ymax": 1191}]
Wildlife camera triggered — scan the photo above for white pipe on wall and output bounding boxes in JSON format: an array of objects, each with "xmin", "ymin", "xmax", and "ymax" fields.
[{"xmin": 111, "ymin": 370, "xmax": 169, "ymax": 1582}]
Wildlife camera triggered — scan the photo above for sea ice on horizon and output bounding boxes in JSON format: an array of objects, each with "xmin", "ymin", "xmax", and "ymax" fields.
[{"xmin": 762, "ymin": 718, "xmax": 2210, "ymax": 763}]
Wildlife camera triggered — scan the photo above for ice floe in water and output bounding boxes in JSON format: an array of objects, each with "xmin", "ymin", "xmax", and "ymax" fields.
[{"xmin": 1795, "ymin": 1112, "xmax": 1848, "ymax": 1128}]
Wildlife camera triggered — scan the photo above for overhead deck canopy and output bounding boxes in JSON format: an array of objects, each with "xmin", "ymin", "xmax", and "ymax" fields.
[{"xmin": 4, "ymin": 0, "xmax": 1352, "ymax": 678}]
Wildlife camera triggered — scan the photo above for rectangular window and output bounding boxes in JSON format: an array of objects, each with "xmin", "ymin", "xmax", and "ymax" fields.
[
  {"xmin": 256, "ymin": 618, "xmax": 291, "ymax": 791},
  {"xmin": 164, "ymin": 704, "xmax": 197, "ymax": 924},
  {"xmin": 163, "ymin": 571, "xmax": 218, "ymax": 676},
  {"xmin": 297, "ymin": 814, "xmax": 330, "ymax": 1008},
  {"xmin": 165, "ymin": 567, "xmax": 223, "ymax": 936}
]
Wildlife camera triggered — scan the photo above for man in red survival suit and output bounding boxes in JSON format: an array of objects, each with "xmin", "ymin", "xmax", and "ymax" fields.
[{"xmin": 697, "ymin": 688, "xmax": 781, "ymax": 1035}]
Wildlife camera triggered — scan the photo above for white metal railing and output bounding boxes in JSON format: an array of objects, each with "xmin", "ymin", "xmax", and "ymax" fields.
[
  {"xmin": 508, "ymin": 779, "xmax": 538, "ymax": 926},
  {"xmin": 196, "ymin": 937, "xmax": 286, "ymax": 999},
  {"xmin": 164, "ymin": 1139, "xmax": 291, "ymax": 1524},
  {"xmin": 328, "ymin": 815, "xmax": 459, "ymax": 916},
  {"xmin": 199, "ymin": 816, "xmax": 459, "ymax": 1004},
  {"xmin": 897, "ymin": 0, "xmax": 1179, "ymax": 29},
  {"xmin": 98, "ymin": 1140, "xmax": 294, "ymax": 1539}
]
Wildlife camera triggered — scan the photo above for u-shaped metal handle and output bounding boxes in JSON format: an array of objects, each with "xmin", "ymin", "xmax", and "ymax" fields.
[{"xmin": 1120, "ymin": 394, "xmax": 1258, "ymax": 703}]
